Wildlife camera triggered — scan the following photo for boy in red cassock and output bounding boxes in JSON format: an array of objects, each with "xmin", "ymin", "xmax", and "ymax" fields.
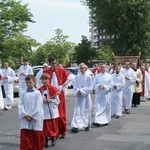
[{"xmin": 38, "ymin": 73, "xmax": 60, "ymax": 148}]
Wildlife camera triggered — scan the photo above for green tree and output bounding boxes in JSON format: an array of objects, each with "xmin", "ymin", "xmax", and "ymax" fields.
[
  {"xmin": 96, "ymin": 45, "xmax": 113, "ymax": 63},
  {"xmin": 72, "ymin": 35, "xmax": 97, "ymax": 65},
  {"xmin": 3, "ymin": 33, "xmax": 38, "ymax": 68},
  {"xmin": 32, "ymin": 29, "xmax": 76, "ymax": 66},
  {"xmin": 82, "ymin": 0, "xmax": 150, "ymax": 59},
  {"xmin": 0, "ymin": 0, "xmax": 34, "ymax": 61}
]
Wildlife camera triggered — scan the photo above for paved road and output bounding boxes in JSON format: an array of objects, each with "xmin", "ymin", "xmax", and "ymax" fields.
[{"xmin": 0, "ymin": 90, "xmax": 150, "ymax": 150}]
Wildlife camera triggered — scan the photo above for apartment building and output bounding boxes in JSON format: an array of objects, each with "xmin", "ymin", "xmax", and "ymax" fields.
[{"xmin": 90, "ymin": 23, "xmax": 114, "ymax": 48}]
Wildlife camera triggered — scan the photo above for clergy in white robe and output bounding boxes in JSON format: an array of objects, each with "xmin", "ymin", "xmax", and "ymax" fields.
[
  {"xmin": 0, "ymin": 69, "xmax": 4, "ymax": 110},
  {"xmin": 35, "ymin": 63, "xmax": 49, "ymax": 88},
  {"xmin": 2, "ymin": 62, "xmax": 15, "ymax": 110},
  {"xmin": 110, "ymin": 65, "xmax": 125, "ymax": 118},
  {"xmin": 93, "ymin": 64, "xmax": 112, "ymax": 127},
  {"xmin": 121, "ymin": 62, "xmax": 136, "ymax": 114},
  {"xmin": 18, "ymin": 59, "xmax": 33, "ymax": 96},
  {"xmin": 36, "ymin": 68, "xmax": 43, "ymax": 88},
  {"xmin": 71, "ymin": 63, "xmax": 93, "ymax": 133},
  {"xmin": 140, "ymin": 66, "xmax": 150, "ymax": 101},
  {"xmin": 18, "ymin": 74, "xmax": 45, "ymax": 150}
]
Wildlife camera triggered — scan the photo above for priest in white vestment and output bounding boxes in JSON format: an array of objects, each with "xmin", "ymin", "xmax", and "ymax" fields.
[
  {"xmin": 18, "ymin": 59, "xmax": 33, "ymax": 96},
  {"xmin": 140, "ymin": 66, "xmax": 150, "ymax": 101},
  {"xmin": 110, "ymin": 65, "xmax": 125, "ymax": 118},
  {"xmin": 71, "ymin": 63, "xmax": 93, "ymax": 133},
  {"xmin": 36, "ymin": 63, "xmax": 49, "ymax": 88},
  {"xmin": 121, "ymin": 62, "xmax": 136, "ymax": 114},
  {"xmin": 93, "ymin": 64, "xmax": 112, "ymax": 127},
  {"xmin": 2, "ymin": 62, "xmax": 15, "ymax": 110}
]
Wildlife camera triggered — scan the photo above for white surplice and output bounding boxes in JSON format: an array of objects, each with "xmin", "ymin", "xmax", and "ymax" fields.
[
  {"xmin": 121, "ymin": 68, "xmax": 136, "ymax": 110},
  {"xmin": 36, "ymin": 69, "xmax": 43, "ymax": 88},
  {"xmin": 141, "ymin": 71, "xmax": 150, "ymax": 100},
  {"xmin": 110, "ymin": 72, "xmax": 125, "ymax": 116},
  {"xmin": 42, "ymin": 90, "xmax": 60, "ymax": 119},
  {"xmin": 71, "ymin": 73, "xmax": 93, "ymax": 129},
  {"xmin": 51, "ymin": 72, "xmax": 73, "ymax": 95},
  {"xmin": 18, "ymin": 90, "xmax": 43, "ymax": 131},
  {"xmin": 2, "ymin": 67, "xmax": 15, "ymax": 105},
  {"xmin": 18, "ymin": 65, "xmax": 33, "ymax": 96},
  {"xmin": 0, "ymin": 69, "xmax": 4, "ymax": 109},
  {"xmin": 93, "ymin": 72, "xmax": 112, "ymax": 124}
]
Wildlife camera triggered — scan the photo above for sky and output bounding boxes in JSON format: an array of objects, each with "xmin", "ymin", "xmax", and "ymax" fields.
[{"xmin": 21, "ymin": 0, "xmax": 90, "ymax": 44}]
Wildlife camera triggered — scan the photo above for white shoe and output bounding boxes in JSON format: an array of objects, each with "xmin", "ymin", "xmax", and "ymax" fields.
[{"xmin": 5, "ymin": 105, "xmax": 12, "ymax": 110}]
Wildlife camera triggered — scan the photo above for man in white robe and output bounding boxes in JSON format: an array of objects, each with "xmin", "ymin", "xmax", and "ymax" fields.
[
  {"xmin": 110, "ymin": 65, "xmax": 125, "ymax": 118},
  {"xmin": 18, "ymin": 59, "xmax": 33, "ymax": 96},
  {"xmin": 36, "ymin": 63, "xmax": 49, "ymax": 88},
  {"xmin": 121, "ymin": 62, "xmax": 136, "ymax": 114},
  {"xmin": 2, "ymin": 62, "xmax": 15, "ymax": 110},
  {"xmin": 71, "ymin": 63, "xmax": 93, "ymax": 133},
  {"xmin": 140, "ymin": 65, "xmax": 150, "ymax": 101},
  {"xmin": 93, "ymin": 64, "xmax": 112, "ymax": 127},
  {"xmin": 0, "ymin": 69, "xmax": 4, "ymax": 111}
]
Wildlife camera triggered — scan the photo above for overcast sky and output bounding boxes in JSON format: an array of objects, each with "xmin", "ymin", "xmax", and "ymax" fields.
[{"xmin": 21, "ymin": 0, "xmax": 90, "ymax": 44}]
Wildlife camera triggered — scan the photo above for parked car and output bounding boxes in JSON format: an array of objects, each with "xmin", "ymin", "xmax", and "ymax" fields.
[
  {"xmin": 32, "ymin": 66, "xmax": 43, "ymax": 76},
  {"xmin": 64, "ymin": 69, "xmax": 75, "ymax": 89},
  {"xmin": 32, "ymin": 66, "xmax": 76, "ymax": 89},
  {"xmin": 65, "ymin": 67, "xmax": 79, "ymax": 75}
]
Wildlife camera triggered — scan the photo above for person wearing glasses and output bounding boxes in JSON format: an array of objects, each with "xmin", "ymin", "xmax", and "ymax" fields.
[{"xmin": 44, "ymin": 57, "xmax": 73, "ymax": 138}]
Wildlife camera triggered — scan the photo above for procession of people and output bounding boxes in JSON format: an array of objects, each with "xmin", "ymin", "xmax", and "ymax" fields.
[{"xmin": 0, "ymin": 58, "xmax": 150, "ymax": 150}]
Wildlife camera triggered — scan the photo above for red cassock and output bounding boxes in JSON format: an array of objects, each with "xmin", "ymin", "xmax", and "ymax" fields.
[
  {"xmin": 0, "ymin": 74, "xmax": 2, "ymax": 80},
  {"xmin": 44, "ymin": 67, "xmax": 69, "ymax": 137},
  {"xmin": 38, "ymin": 85, "xmax": 60, "ymax": 137},
  {"xmin": 20, "ymin": 129, "xmax": 45, "ymax": 150},
  {"xmin": 92, "ymin": 67, "xmax": 101, "ymax": 75}
]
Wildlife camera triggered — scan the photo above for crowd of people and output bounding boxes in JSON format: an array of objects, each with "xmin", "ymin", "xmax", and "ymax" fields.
[
  {"xmin": 70, "ymin": 61, "xmax": 150, "ymax": 132},
  {"xmin": 0, "ymin": 57, "xmax": 150, "ymax": 150}
]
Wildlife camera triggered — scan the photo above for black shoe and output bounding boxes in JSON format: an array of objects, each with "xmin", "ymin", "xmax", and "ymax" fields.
[
  {"xmin": 96, "ymin": 123, "xmax": 101, "ymax": 127},
  {"xmin": 99, "ymin": 123, "xmax": 108, "ymax": 127},
  {"xmin": 71, "ymin": 127, "xmax": 78, "ymax": 133},
  {"xmin": 51, "ymin": 137, "xmax": 56, "ymax": 147},
  {"xmin": 126, "ymin": 109, "xmax": 130, "ymax": 114},
  {"xmin": 44, "ymin": 137, "xmax": 48, "ymax": 148},
  {"xmin": 93, "ymin": 122, "xmax": 101, "ymax": 127},
  {"xmin": 115, "ymin": 115, "xmax": 120, "ymax": 118},
  {"xmin": 111, "ymin": 114, "xmax": 116, "ymax": 118},
  {"xmin": 85, "ymin": 127, "xmax": 89, "ymax": 131},
  {"xmin": 93, "ymin": 122, "xmax": 98, "ymax": 126},
  {"xmin": 93, "ymin": 122, "xmax": 96, "ymax": 126}
]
